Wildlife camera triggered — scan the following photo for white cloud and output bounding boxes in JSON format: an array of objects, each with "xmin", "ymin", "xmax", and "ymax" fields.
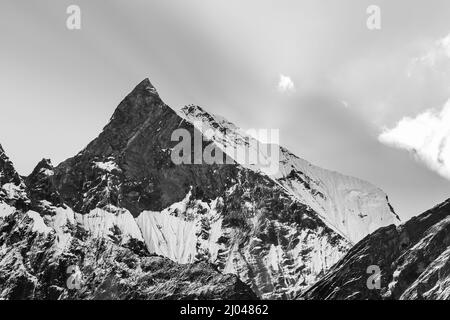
[
  {"xmin": 409, "ymin": 33, "xmax": 450, "ymax": 69},
  {"xmin": 377, "ymin": 33, "xmax": 450, "ymax": 180},
  {"xmin": 331, "ymin": 33, "xmax": 450, "ymax": 128},
  {"xmin": 277, "ymin": 74, "xmax": 295, "ymax": 93},
  {"xmin": 341, "ymin": 100, "xmax": 350, "ymax": 108},
  {"xmin": 379, "ymin": 100, "xmax": 450, "ymax": 179}
]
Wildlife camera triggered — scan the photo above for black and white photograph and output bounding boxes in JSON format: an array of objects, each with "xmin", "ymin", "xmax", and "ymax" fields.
[{"xmin": 0, "ymin": 0, "xmax": 449, "ymax": 314}]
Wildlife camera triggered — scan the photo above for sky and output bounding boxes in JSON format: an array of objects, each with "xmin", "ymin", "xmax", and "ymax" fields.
[{"xmin": 0, "ymin": 0, "xmax": 449, "ymax": 220}]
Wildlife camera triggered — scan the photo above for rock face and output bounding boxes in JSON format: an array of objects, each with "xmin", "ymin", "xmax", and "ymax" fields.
[
  {"xmin": 25, "ymin": 159, "xmax": 65, "ymax": 214},
  {"xmin": 0, "ymin": 144, "xmax": 29, "ymax": 211},
  {"xmin": 0, "ymin": 143, "xmax": 257, "ymax": 300},
  {"xmin": 302, "ymin": 199, "xmax": 450, "ymax": 300},
  {"xmin": 0, "ymin": 78, "xmax": 400, "ymax": 300}
]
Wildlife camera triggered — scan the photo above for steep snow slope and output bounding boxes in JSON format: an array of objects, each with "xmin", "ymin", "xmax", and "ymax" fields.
[
  {"xmin": 76, "ymin": 206, "xmax": 144, "ymax": 243},
  {"xmin": 135, "ymin": 191, "xmax": 223, "ymax": 264},
  {"xmin": 180, "ymin": 105, "xmax": 400, "ymax": 243}
]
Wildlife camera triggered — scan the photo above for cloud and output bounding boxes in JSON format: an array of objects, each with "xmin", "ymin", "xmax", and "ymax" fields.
[
  {"xmin": 329, "ymin": 33, "xmax": 450, "ymax": 128},
  {"xmin": 379, "ymin": 100, "xmax": 450, "ymax": 179},
  {"xmin": 409, "ymin": 33, "xmax": 450, "ymax": 69},
  {"xmin": 277, "ymin": 74, "xmax": 295, "ymax": 93},
  {"xmin": 341, "ymin": 100, "xmax": 350, "ymax": 108}
]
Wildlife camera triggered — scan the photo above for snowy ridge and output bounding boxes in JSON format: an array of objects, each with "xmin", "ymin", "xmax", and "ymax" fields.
[
  {"xmin": 76, "ymin": 206, "xmax": 144, "ymax": 243},
  {"xmin": 180, "ymin": 105, "xmax": 400, "ymax": 243},
  {"xmin": 277, "ymin": 148, "xmax": 400, "ymax": 243}
]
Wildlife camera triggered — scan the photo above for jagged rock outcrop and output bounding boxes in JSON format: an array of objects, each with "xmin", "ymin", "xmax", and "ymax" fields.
[
  {"xmin": 302, "ymin": 199, "xmax": 450, "ymax": 300},
  {"xmin": 25, "ymin": 159, "xmax": 65, "ymax": 214},
  {"xmin": 0, "ymin": 144, "xmax": 29, "ymax": 211}
]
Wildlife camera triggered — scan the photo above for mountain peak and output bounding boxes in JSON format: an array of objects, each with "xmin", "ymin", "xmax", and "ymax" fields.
[
  {"xmin": 26, "ymin": 158, "xmax": 63, "ymax": 211},
  {"xmin": 0, "ymin": 143, "xmax": 22, "ymax": 187},
  {"xmin": 110, "ymin": 77, "xmax": 166, "ymax": 122},
  {"xmin": 27, "ymin": 158, "xmax": 55, "ymax": 180},
  {"xmin": 34, "ymin": 158, "xmax": 53, "ymax": 170},
  {"xmin": 111, "ymin": 77, "xmax": 162, "ymax": 120},
  {"xmin": 75, "ymin": 78, "xmax": 174, "ymax": 157},
  {"xmin": 131, "ymin": 78, "xmax": 158, "ymax": 96},
  {"xmin": 0, "ymin": 143, "xmax": 29, "ymax": 209}
]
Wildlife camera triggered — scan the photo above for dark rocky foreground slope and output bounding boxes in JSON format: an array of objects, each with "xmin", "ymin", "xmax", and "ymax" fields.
[{"xmin": 302, "ymin": 199, "xmax": 450, "ymax": 300}]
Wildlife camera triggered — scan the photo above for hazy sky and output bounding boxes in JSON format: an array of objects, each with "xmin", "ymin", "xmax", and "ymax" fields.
[{"xmin": 1, "ymin": 0, "xmax": 449, "ymax": 220}]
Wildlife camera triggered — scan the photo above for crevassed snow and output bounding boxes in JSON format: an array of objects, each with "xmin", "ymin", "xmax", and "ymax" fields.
[
  {"xmin": 135, "ymin": 193, "xmax": 224, "ymax": 264},
  {"xmin": 135, "ymin": 192, "xmax": 198, "ymax": 263},
  {"xmin": 51, "ymin": 207, "xmax": 76, "ymax": 253},
  {"xmin": 136, "ymin": 211, "xmax": 198, "ymax": 263},
  {"xmin": 76, "ymin": 207, "xmax": 143, "ymax": 243}
]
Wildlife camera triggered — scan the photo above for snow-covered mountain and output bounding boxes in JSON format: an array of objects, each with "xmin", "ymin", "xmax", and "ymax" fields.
[
  {"xmin": 180, "ymin": 105, "xmax": 400, "ymax": 243},
  {"xmin": 0, "ymin": 78, "xmax": 401, "ymax": 299}
]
